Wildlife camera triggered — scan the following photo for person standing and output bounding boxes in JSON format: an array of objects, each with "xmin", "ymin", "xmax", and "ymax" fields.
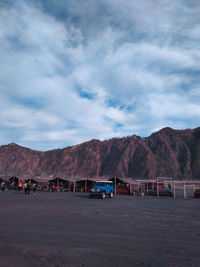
[
  {"xmin": 32, "ymin": 183, "xmax": 37, "ymax": 194},
  {"xmin": 168, "ymin": 183, "xmax": 171, "ymax": 190},
  {"xmin": 24, "ymin": 181, "xmax": 28, "ymax": 194},
  {"xmin": 1, "ymin": 181, "xmax": 5, "ymax": 191},
  {"xmin": 51, "ymin": 184, "xmax": 55, "ymax": 192},
  {"xmin": 18, "ymin": 181, "xmax": 23, "ymax": 191},
  {"xmin": 2, "ymin": 181, "xmax": 6, "ymax": 191},
  {"xmin": 27, "ymin": 181, "xmax": 31, "ymax": 195}
]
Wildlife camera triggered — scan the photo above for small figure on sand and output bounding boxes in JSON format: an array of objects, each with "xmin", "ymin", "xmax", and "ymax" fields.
[
  {"xmin": 168, "ymin": 183, "xmax": 171, "ymax": 190},
  {"xmin": 24, "ymin": 181, "xmax": 31, "ymax": 195},
  {"xmin": 32, "ymin": 183, "xmax": 37, "ymax": 194},
  {"xmin": 1, "ymin": 181, "xmax": 6, "ymax": 191},
  {"xmin": 18, "ymin": 181, "xmax": 23, "ymax": 191}
]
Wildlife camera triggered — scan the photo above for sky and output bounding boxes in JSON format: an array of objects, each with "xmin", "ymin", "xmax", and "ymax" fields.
[{"xmin": 0, "ymin": 0, "xmax": 200, "ymax": 151}]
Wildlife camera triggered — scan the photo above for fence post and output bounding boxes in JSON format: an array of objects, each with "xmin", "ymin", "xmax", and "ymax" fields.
[
  {"xmin": 73, "ymin": 181, "xmax": 76, "ymax": 192},
  {"xmin": 173, "ymin": 181, "xmax": 176, "ymax": 198},
  {"xmin": 157, "ymin": 179, "xmax": 159, "ymax": 198},
  {"xmin": 184, "ymin": 182, "xmax": 186, "ymax": 199},
  {"xmin": 146, "ymin": 181, "xmax": 149, "ymax": 195},
  {"xmin": 114, "ymin": 177, "xmax": 117, "ymax": 195}
]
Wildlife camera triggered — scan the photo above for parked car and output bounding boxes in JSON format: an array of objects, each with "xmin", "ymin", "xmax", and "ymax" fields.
[
  {"xmin": 89, "ymin": 181, "xmax": 114, "ymax": 199},
  {"xmin": 147, "ymin": 188, "xmax": 173, "ymax": 197}
]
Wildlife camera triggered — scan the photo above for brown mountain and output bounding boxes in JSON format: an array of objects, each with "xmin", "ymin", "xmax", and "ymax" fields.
[{"xmin": 0, "ymin": 127, "xmax": 200, "ymax": 180}]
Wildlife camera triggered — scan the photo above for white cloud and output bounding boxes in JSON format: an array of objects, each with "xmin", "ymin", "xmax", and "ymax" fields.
[{"xmin": 0, "ymin": 1, "xmax": 200, "ymax": 149}]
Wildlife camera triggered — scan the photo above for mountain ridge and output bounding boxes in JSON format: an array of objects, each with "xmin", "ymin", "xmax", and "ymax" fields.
[{"xmin": 1, "ymin": 126, "xmax": 200, "ymax": 180}]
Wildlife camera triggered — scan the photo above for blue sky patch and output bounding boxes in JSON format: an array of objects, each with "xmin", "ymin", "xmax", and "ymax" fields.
[{"xmin": 0, "ymin": 0, "xmax": 200, "ymax": 150}]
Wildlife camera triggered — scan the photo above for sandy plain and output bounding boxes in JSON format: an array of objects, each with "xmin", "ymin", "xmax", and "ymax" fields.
[{"xmin": 0, "ymin": 190, "xmax": 199, "ymax": 267}]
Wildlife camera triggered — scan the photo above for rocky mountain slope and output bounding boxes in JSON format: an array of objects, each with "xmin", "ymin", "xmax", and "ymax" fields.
[{"xmin": 0, "ymin": 127, "xmax": 200, "ymax": 180}]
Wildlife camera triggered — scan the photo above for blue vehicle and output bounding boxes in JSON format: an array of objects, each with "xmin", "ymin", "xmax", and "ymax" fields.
[{"xmin": 89, "ymin": 181, "xmax": 114, "ymax": 199}]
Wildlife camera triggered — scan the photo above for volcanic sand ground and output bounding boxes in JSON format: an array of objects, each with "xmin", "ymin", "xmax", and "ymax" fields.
[{"xmin": 0, "ymin": 191, "xmax": 199, "ymax": 267}]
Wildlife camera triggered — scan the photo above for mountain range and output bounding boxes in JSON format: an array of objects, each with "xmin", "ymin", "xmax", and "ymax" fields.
[{"xmin": 0, "ymin": 127, "xmax": 200, "ymax": 180}]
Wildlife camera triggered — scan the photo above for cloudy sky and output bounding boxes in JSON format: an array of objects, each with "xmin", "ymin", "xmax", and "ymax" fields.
[{"xmin": 0, "ymin": 0, "xmax": 200, "ymax": 150}]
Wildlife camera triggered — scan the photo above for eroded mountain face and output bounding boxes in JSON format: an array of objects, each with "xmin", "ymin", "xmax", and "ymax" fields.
[{"xmin": 0, "ymin": 127, "xmax": 200, "ymax": 180}]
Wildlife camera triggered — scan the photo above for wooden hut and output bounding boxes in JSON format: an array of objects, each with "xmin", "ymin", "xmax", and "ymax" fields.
[
  {"xmin": 49, "ymin": 177, "xmax": 69, "ymax": 191},
  {"xmin": 109, "ymin": 177, "xmax": 137, "ymax": 195}
]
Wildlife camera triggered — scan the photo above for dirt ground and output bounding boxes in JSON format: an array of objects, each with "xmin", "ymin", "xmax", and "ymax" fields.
[{"xmin": 0, "ymin": 191, "xmax": 199, "ymax": 267}]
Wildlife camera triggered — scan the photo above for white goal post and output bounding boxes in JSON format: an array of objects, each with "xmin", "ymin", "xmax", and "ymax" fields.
[
  {"xmin": 156, "ymin": 177, "xmax": 173, "ymax": 198},
  {"xmin": 183, "ymin": 184, "xmax": 196, "ymax": 199}
]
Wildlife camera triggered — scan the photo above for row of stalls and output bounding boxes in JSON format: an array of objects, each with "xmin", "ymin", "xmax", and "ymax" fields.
[
  {"xmin": 46, "ymin": 177, "xmax": 137, "ymax": 194},
  {"xmin": 0, "ymin": 176, "xmax": 139, "ymax": 195},
  {"xmin": 35, "ymin": 178, "xmax": 200, "ymax": 198},
  {"xmin": 1, "ymin": 176, "xmax": 200, "ymax": 197},
  {"xmin": 48, "ymin": 177, "xmax": 147, "ymax": 194}
]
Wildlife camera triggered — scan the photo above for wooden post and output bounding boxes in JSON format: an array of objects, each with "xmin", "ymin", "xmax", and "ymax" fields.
[
  {"xmin": 157, "ymin": 179, "xmax": 159, "ymax": 198},
  {"xmin": 114, "ymin": 177, "xmax": 117, "ymax": 195},
  {"xmin": 73, "ymin": 181, "xmax": 76, "ymax": 192},
  {"xmin": 173, "ymin": 181, "xmax": 176, "ymax": 198},
  {"xmin": 129, "ymin": 184, "xmax": 132, "ymax": 195},
  {"xmin": 85, "ymin": 180, "xmax": 87, "ymax": 192},
  {"xmin": 147, "ymin": 181, "xmax": 149, "ymax": 195},
  {"xmin": 184, "ymin": 182, "xmax": 186, "ymax": 199}
]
